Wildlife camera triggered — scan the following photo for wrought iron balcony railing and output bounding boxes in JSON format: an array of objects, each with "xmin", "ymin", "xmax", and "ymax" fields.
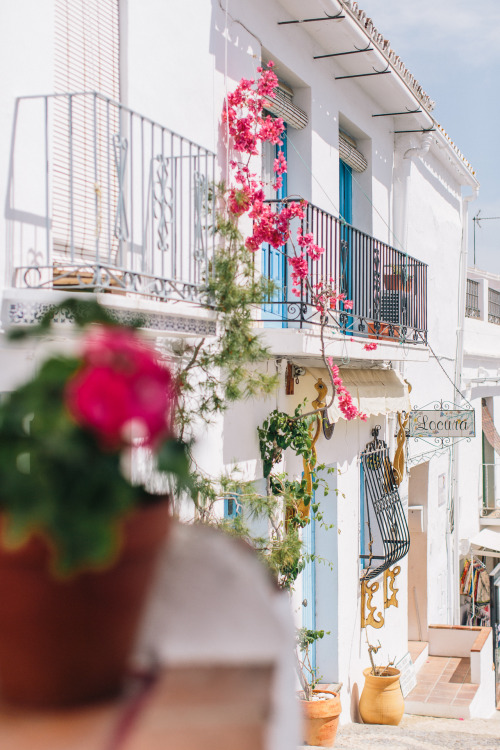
[
  {"xmin": 261, "ymin": 201, "xmax": 428, "ymax": 344},
  {"xmin": 7, "ymin": 92, "xmax": 215, "ymax": 301}
]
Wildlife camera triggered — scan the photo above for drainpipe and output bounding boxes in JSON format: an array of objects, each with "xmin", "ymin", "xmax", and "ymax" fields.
[{"xmin": 449, "ymin": 184, "xmax": 479, "ymax": 624}]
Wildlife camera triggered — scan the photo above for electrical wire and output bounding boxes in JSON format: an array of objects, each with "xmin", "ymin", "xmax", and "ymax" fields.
[{"xmin": 417, "ymin": 333, "xmax": 473, "ymax": 408}]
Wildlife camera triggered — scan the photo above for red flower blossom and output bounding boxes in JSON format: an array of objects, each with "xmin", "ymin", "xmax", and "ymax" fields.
[{"xmin": 65, "ymin": 326, "xmax": 176, "ymax": 449}]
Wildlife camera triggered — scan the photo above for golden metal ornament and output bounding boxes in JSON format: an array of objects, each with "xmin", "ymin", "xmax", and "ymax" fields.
[
  {"xmin": 361, "ymin": 580, "xmax": 385, "ymax": 629},
  {"xmin": 383, "ymin": 565, "xmax": 401, "ymax": 609},
  {"xmin": 312, "ymin": 378, "xmax": 327, "ymax": 410},
  {"xmin": 392, "ymin": 380, "xmax": 412, "ymax": 486},
  {"xmin": 392, "ymin": 412, "xmax": 409, "ymax": 486},
  {"xmin": 300, "ymin": 413, "xmax": 321, "ymax": 518}
]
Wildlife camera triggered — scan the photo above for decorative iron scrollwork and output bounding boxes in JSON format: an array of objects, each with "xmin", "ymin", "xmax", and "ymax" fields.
[
  {"xmin": 113, "ymin": 135, "xmax": 129, "ymax": 242},
  {"xmin": 359, "ymin": 427, "xmax": 410, "ymax": 582}
]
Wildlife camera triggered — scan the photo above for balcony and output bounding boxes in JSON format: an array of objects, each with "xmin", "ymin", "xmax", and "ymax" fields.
[
  {"xmin": 6, "ymin": 92, "xmax": 215, "ymax": 303},
  {"xmin": 261, "ymin": 201, "xmax": 428, "ymax": 345}
]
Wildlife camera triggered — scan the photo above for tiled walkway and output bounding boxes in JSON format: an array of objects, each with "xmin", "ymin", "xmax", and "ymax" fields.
[{"xmin": 406, "ymin": 655, "xmax": 478, "ymax": 708}]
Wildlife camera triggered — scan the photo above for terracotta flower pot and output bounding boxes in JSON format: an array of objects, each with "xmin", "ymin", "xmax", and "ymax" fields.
[
  {"xmin": 358, "ymin": 667, "xmax": 404, "ymax": 726},
  {"xmin": 300, "ymin": 690, "xmax": 342, "ymax": 747},
  {"xmin": 383, "ymin": 274, "xmax": 412, "ymax": 292},
  {"xmin": 366, "ymin": 321, "xmax": 399, "ymax": 340},
  {"xmin": 0, "ymin": 499, "xmax": 170, "ymax": 708}
]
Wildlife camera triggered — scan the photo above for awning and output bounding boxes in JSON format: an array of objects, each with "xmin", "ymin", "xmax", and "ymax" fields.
[
  {"xmin": 308, "ymin": 368, "xmax": 411, "ymax": 423},
  {"xmin": 470, "ymin": 528, "xmax": 500, "ymax": 556},
  {"xmin": 263, "ymin": 84, "xmax": 308, "ymax": 130},
  {"xmin": 339, "ymin": 132, "xmax": 368, "ymax": 173}
]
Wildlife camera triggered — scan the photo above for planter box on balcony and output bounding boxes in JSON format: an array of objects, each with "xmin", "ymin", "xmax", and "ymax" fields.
[{"xmin": 384, "ymin": 274, "xmax": 413, "ymax": 292}]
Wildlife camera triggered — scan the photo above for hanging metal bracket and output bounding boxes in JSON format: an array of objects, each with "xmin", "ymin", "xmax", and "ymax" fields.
[
  {"xmin": 394, "ymin": 128, "xmax": 436, "ymax": 134},
  {"xmin": 335, "ymin": 64, "xmax": 390, "ymax": 80},
  {"xmin": 278, "ymin": 10, "xmax": 344, "ymax": 25},
  {"xmin": 314, "ymin": 43, "xmax": 372, "ymax": 60},
  {"xmin": 372, "ymin": 108, "xmax": 422, "ymax": 117}
]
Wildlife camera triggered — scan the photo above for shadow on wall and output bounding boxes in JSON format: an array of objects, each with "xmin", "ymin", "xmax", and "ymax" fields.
[{"xmin": 350, "ymin": 680, "xmax": 361, "ymax": 723}]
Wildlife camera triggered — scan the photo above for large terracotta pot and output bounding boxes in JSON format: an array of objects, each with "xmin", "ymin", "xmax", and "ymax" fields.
[
  {"xmin": 358, "ymin": 667, "xmax": 404, "ymax": 725},
  {"xmin": 0, "ymin": 499, "xmax": 170, "ymax": 708},
  {"xmin": 300, "ymin": 690, "xmax": 342, "ymax": 747}
]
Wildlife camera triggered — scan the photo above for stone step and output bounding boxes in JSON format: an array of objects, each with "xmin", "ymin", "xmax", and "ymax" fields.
[{"xmin": 405, "ymin": 655, "xmax": 479, "ymax": 719}]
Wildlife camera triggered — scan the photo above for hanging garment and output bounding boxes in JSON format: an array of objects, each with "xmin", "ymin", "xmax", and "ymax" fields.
[{"xmin": 476, "ymin": 570, "xmax": 490, "ymax": 605}]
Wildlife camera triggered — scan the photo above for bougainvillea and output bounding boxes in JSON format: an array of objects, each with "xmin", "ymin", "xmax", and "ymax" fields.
[
  {"xmin": 327, "ymin": 358, "xmax": 367, "ymax": 422},
  {"xmin": 224, "ymin": 63, "xmax": 365, "ymax": 423},
  {"xmin": 223, "ymin": 63, "xmax": 308, "ymax": 265}
]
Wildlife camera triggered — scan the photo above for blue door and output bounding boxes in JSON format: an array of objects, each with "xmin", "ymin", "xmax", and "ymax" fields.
[
  {"xmin": 339, "ymin": 159, "xmax": 353, "ymax": 329},
  {"xmin": 262, "ymin": 125, "xmax": 288, "ymax": 327}
]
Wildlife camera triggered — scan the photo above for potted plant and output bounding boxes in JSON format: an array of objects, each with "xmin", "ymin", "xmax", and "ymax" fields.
[
  {"xmin": 358, "ymin": 639, "xmax": 404, "ymax": 725},
  {"xmin": 383, "ymin": 264, "xmax": 413, "ymax": 292},
  {"xmin": 297, "ymin": 628, "xmax": 342, "ymax": 747},
  {"xmin": 0, "ymin": 299, "xmax": 190, "ymax": 708}
]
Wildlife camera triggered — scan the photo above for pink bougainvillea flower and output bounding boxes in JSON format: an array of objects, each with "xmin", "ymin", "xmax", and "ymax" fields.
[
  {"xmin": 364, "ymin": 342, "xmax": 378, "ymax": 351},
  {"xmin": 66, "ymin": 326, "xmax": 176, "ymax": 449},
  {"xmin": 343, "ymin": 300, "xmax": 353, "ymax": 310},
  {"xmin": 326, "ymin": 357, "xmax": 367, "ymax": 422}
]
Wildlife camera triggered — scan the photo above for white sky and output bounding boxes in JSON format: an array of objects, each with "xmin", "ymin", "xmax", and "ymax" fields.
[{"xmin": 353, "ymin": 0, "xmax": 500, "ymax": 272}]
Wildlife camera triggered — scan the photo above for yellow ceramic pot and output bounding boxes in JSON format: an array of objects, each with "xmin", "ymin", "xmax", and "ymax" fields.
[{"xmin": 358, "ymin": 667, "xmax": 404, "ymax": 726}]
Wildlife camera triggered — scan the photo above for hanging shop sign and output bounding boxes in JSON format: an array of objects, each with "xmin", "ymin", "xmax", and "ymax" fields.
[{"xmin": 409, "ymin": 409, "xmax": 475, "ymax": 439}]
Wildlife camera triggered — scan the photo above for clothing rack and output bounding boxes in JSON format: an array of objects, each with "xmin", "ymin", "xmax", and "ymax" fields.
[{"xmin": 460, "ymin": 556, "xmax": 489, "ymax": 623}]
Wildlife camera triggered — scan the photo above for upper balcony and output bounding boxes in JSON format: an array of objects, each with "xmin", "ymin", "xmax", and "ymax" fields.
[
  {"xmin": 6, "ymin": 92, "xmax": 215, "ymax": 309},
  {"xmin": 260, "ymin": 200, "xmax": 428, "ymax": 347},
  {"xmin": 464, "ymin": 270, "xmax": 500, "ymax": 363}
]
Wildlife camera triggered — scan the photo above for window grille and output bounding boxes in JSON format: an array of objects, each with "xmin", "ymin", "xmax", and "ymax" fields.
[
  {"xmin": 488, "ymin": 288, "xmax": 500, "ymax": 325},
  {"xmin": 465, "ymin": 279, "xmax": 480, "ymax": 319},
  {"xmin": 360, "ymin": 429, "xmax": 410, "ymax": 581},
  {"xmin": 53, "ymin": 0, "xmax": 120, "ymax": 263}
]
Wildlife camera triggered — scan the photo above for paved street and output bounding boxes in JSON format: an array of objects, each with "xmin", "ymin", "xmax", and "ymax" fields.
[{"xmin": 304, "ymin": 713, "xmax": 500, "ymax": 749}]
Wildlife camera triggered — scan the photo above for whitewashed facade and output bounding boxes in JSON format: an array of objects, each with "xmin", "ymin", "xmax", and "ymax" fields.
[{"xmin": 0, "ymin": 0, "xmax": 494, "ymax": 725}]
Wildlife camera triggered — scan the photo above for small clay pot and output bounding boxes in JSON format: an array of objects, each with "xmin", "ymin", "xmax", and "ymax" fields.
[
  {"xmin": 358, "ymin": 667, "xmax": 404, "ymax": 726},
  {"xmin": 300, "ymin": 689, "xmax": 342, "ymax": 747},
  {"xmin": 0, "ymin": 499, "xmax": 170, "ymax": 708}
]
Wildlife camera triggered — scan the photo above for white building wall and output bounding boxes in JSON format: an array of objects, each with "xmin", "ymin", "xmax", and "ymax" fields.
[{"xmin": 0, "ymin": 0, "xmax": 485, "ymax": 722}]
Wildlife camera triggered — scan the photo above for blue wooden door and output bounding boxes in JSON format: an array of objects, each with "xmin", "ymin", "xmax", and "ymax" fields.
[
  {"xmin": 262, "ymin": 126, "xmax": 288, "ymax": 327},
  {"xmin": 339, "ymin": 159, "xmax": 353, "ymax": 328}
]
